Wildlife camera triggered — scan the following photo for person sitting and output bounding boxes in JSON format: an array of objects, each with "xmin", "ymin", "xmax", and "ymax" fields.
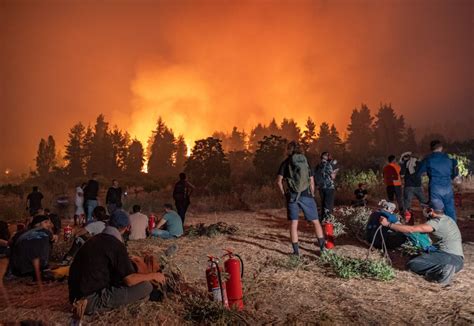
[
  {"xmin": 365, "ymin": 200, "xmax": 406, "ymax": 250},
  {"xmin": 151, "ymin": 204, "xmax": 183, "ymax": 240},
  {"xmin": 353, "ymin": 183, "xmax": 368, "ymax": 207},
  {"xmin": 129, "ymin": 205, "xmax": 149, "ymax": 240},
  {"xmin": 8, "ymin": 215, "xmax": 57, "ymax": 279},
  {"xmin": 0, "ymin": 221, "xmax": 11, "ymax": 258},
  {"xmin": 62, "ymin": 206, "xmax": 109, "ymax": 264},
  {"xmin": 68, "ymin": 209, "xmax": 165, "ymax": 318},
  {"xmin": 379, "ymin": 207, "xmax": 463, "ymax": 286}
]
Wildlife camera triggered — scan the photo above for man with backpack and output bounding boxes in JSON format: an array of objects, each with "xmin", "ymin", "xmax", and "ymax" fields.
[
  {"xmin": 172, "ymin": 173, "xmax": 195, "ymax": 225},
  {"xmin": 277, "ymin": 141, "xmax": 325, "ymax": 256},
  {"xmin": 315, "ymin": 152, "xmax": 339, "ymax": 220},
  {"xmin": 400, "ymin": 152, "xmax": 428, "ymax": 219}
]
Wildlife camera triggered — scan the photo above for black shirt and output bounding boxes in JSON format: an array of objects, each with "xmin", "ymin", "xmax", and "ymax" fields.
[
  {"xmin": 84, "ymin": 180, "xmax": 99, "ymax": 200},
  {"xmin": 401, "ymin": 160, "xmax": 422, "ymax": 187},
  {"xmin": 106, "ymin": 187, "xmax": 122, "ymax": 206},
  {"xmin": 27, "ymin": 191, "xmax": 43, "ymax": 209},
  {"xmin": 354, "ymin": 188, "xmax": 368, "ymax": 200},
  {"xmin": 277, "ymin": 156, "xmax": 313, "ymax": 198},
  {"xmin": 68, "ymin": 233, "xmax": 135, "ymax": 302}
]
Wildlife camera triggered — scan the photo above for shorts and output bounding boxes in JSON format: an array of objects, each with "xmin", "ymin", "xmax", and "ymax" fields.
[{"xmin": 286, "ymin": 195, "xmax": 319, "ymax": 221}]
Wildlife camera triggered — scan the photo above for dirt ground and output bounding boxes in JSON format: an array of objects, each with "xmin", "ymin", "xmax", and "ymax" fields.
[{"xmin": 1, "ymin": 195, "xmax": 474, "ymax": 325}]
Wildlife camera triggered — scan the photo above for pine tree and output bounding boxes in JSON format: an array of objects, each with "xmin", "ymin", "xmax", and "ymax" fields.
[
  {"xmin": 373, "ymin": 103, "xmax": 405, "ymax": 156},
  {"xmin": 148, "ymin": 117, "xmax": 176, "ymax": 177},
  {"xmin": 253, "ymin": 135, "xmax": 287, "ymax": 184},
  {"xmin": 249, "ymin": 123, "xmax": 268, "ymax": 152},
  {"xmin": 124, "ymin": 139, "xmax": 144, "ymax": 175},
  {"xmin": 228, "ymin": 127, "xmax": 246, "ymax": 152},
  {"xmin": 302, "ymin": 117, "xmax": 317, "ymax": 153},
  {"xmin": 111, "ymin": 127, "xmax": 130, "ymax": 173},
  {"xmin": 268, "ymin": 118, "xmax": 280, "ymax": 136},
  {"xmin": 280, "ymin": 118, "xmax": 300, "ymax": 142},
  {"xmin": 404, "ymin": 126, "xmax": 418, "ymax": 152},
  {"xmin": 64, "ymin": 122, "xmax": 85, "ymax": 177},
  {"xmin": 329, "ymin": 124, "xmax": 343, "ymax": 157},
  {"xmin": 82, "ymin": 125, "xmax": 94, "ymax": 170},
  {"xmin": 175, "ymin": 135, "xmax": 188, "ymax": 173},
  {"xmin": 86, "ymin": 114, "xmax": 116, "ymax": 176},
  {"xmin": 316, "ymin": 122, "xmax": 332, "ymax": 154},
  {"xmin": 36, "ymin": 135, "xmax": 56, "ymax": 176},
  {"xmin": 346, "ymin": 104, "xmax": 374, "ymax": 159}
]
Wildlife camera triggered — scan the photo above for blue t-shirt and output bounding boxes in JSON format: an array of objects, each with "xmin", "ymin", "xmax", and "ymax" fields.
[
  {"xmin": 164, "ymin": 211, "xmax": 183, "ymax": 236},
  {"xmin": 417, "ymin": 152, "xmax": 457, "ymax": 188}
]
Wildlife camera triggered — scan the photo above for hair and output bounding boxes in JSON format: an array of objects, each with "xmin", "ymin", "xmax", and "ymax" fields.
[
  {"xmin": 430, "ymin": 139, "xmax": 443, "ymax": 151},
  {"xmin": 112, "ymin": 179, "xmax": 117, "ymax": 183},
  {"xmin": 287, "ymin": 141, "xmax": 302, "ymax": 155},
  {"xmin": 44, "ymin": 208, "xmax": 50, "ymax": 214},
  {"xmin": 32, "ymin": 186, "xmax": 38, "ymax": 191},
  {"xmin": 388, "ymin": 155, "xmax": 396, "ymax": 162},
  {"xmin": 358, "ymin": 183, "xmax": 365, "ymax": 188},
  {"xmin": 92, "ymin": 206, "xmax": 108, "ymax": 221},
  {"xmin": 164, "ymin": 203, "xmax": 173, "ymax": 210},
  {"xmin": 320, "ymin": 151, "xmax": 329, "ymax": 159},
  {"xmin": 179, "ymin": 173, "xmax": 186, "ymax": 180},
  {"xmin": 132, "ymin": 205, "xmax": 141, "ymax": 213}
]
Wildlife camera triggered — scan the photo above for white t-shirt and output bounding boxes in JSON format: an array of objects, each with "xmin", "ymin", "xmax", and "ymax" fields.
[
  {"xmin": 75, "ymin": 187, "xmax": 85, "ymax": 215},
  {"xmin": 129, "ymin": 212, "xmax": 148, "ymax": 240}
]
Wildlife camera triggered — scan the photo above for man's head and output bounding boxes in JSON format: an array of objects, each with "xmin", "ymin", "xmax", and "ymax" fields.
[
  {"xmin": 92, "ymin": 206, "xmax": 108, "ymax": 222},
  {"xmin": 132, "ymin": 205, "xmax": 141, "ymax": 213},
  {"xmin": 321, "ymin": 151, "xmax": 329, "ymax": 161},
  {"xmin": 112, "ymin": 179, "xmax": 119, "ymax": 188},
  {"xmin": 44, "ymin": 208, "xmax": 50, "ymax": 215},
  {"xmin": 91, "ymin": 173, "xmax": 98, "ymax": 180},
  {"xmin": 400, "ymin": 151, "xmax": 412, "ymax": 162},
  {"xmin": 378, "ymin": 199, "xmax": 396, "ymax": 214},
  {"xmin": 32, "ymin": 186, "xmax": 38, "ymax": 192},
  {"xmin": 430, "ymin": 140, "xmax": 443, "ymax": 152},
  {"xmin": 179, "ymin": 173, "xmax": 186, "ymax": 181},
  {"xmin": 287, "ymin": 141, "xmax": 302, "ymax": 156},
  {"xmin": 31, "ymin": 215, "xmax": 52, "ymax": 230},
  {"xmin": 109, "ymin": 209, "xmax": 130, "ymax": 233},
  {"xmin": 387, "ymin": 155, "xmax": 396, "ymax": 163},
  {"xmin": 358, "ymin": 183, "xmax": 366, "ymax": 190},
  {"xmin": 164, "ymin": 203, "xmax": 173, "ymax": 212}
]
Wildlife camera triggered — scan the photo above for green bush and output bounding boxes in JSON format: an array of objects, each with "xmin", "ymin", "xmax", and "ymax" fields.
[{"xmin": 449, "ymin": 154, "xmax": 470, "ymax": 177}]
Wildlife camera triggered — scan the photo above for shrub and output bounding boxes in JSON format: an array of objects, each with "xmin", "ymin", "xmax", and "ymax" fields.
[{"xmin": 334, "ymin": 206, "xmax": 372, "ymax": 241}]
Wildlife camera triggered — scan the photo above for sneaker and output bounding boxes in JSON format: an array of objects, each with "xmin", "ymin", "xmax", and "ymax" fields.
[
  {"xmin": 439, "ymin": 264, "xmax": 456, "ymax": 287},
  {"xmin": 72, "ymin": 298, "xmax": 88, "ymax": 324}
]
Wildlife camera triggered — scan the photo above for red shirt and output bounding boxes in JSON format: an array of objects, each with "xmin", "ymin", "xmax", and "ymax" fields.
[{"xmin": 383, "ymin": 162, "xmax": 402, "ymax": 186}]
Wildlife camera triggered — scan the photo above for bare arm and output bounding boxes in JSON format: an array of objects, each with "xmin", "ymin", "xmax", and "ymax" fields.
[
  {"xmin": 380, "ymin": 217, "xmax": 433, "ymax": 233},
  {"xmin": 310, "ymin": 176, "xmax": 315, "ymax": 196},
  {"xmin": 276, "ymin": 175, "xmax": 285, "ymax": 196},
  {"xmin": 124, "ymin": 272, "xmax": 165, "ymax": 287},
  {"xmin": 156, "ymin": 218, "xmax": 166, "ymax": 230}
]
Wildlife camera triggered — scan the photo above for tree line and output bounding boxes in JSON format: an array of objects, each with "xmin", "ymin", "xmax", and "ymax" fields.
[{"xmin": 34, "ymin": 103, "xmax": 470, "ymax": 193}]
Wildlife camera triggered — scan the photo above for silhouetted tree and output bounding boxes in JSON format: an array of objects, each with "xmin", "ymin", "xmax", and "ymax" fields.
[
  {"xmin": 64, "ymin": 122, "xmax": 85, "ymax": 177},
  {"xmin": 268, "ymin": 118, "xmax": 280, "ymax": 136},
  {"xmin": 316, "ymin": 122, "xmax": 332, "ymax": 154},
  {"xmin": 111, "ymin": 127, "xmax": 130, "ymax": 173},
  {"xmin": 253, "ymin": 135, "xmax": 287, "ymax": 184},
  {"xmin": 175, "ymin": 135, "xmax": 187, "ymax": 173},
  {"xmin": 329, "ymin": 124, "xmax": 343, "ymax": 158},
  {"xmin": 249, "ymin": 123, "xmax": 268, "ymax": 152},
  {"xmin": 301, "ymin": 117, "xmax": 317, "ymax": 151},
  {"xmin": 280, "ymin": 118, "xmax": 300, "ymax": 142},
  {"xmin": 404, "ymin": 126, "xmax": 418, "ymax": 152},
  {"xmin": 36, "ymin": 135, "xmax": 56, "ymax": 176},
  {"xmin": 373, "ymin": 104, "xmax": 405, "ymax": 156},
  {"xmin": 82, "ymin": 125, "xmax": 94, "ymax": 169},
  {"xmin": 228, "ymin": 127, "xmax": 246, "ymax": 152},
  {"xmin": 124, "ymin": 139, "xmax": 144, "ymax": 175},
  {"xmin": 86, "ymin": 114, "xmax": 116, "ymax": 176},
  {"xmin": 185, "ymin": 137, "xmax": 230, "ymax": 194},
  {"xmin": 148, "ymin": 117, "xmax": 176, "ymax": 177},
  {"xmin": 346, "ymin": 104, "xmax": 374, "ymax": 159}
]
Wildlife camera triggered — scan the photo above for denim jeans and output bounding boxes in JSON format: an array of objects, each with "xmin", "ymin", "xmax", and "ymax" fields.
[
  {"xmin": 319, "ymin": 188, "xmax": 335, "ymax": 219},
  {"xmin": 85, "ymin": 200, "xmax": 98, "ymax": 223},
  {"xmin": 407, "ymin": 251, "xmax": 463, "ymax": 283},
  {"xmin": 430, "ymin": 185, "xmax": 456, "ymax": 221},
  {"xmin": 403, "ymin": 186, "xmax": 428, "ymax": 211},
  {"xmin": 84, "ymin": 281, "xmax": 153, "ymax": 315},
  {"xmin": 151, "ymin": 229, "xmax": 175, "ymax": 239}
]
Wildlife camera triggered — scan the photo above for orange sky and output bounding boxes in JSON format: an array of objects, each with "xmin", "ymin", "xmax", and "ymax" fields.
[{"xmin": 1, "ymin": 0, "xmax": 473, "ymax": 173}]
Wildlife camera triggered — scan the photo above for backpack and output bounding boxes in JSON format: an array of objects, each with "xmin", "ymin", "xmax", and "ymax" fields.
[
  {"xmin": 287, "ymin": 154, "xmax": 311, "ymax": 198},
  {"xmin": 406, "ymin": 232, "xmax": 434, "ymax": 252}
]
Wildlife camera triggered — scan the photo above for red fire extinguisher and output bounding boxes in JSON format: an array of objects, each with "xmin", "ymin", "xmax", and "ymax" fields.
[
  {"xmin": 222, "ymin": 249, "xmax": 244, "ymax": 310},
  {"xmin": 64, "ymin": 224, "xmax": 73, "ymax": 241},
  {"xmin": 148, "ymin": 214, "xmax": 156, "ymax": 230},
  {"xmin": 323, "ymin": 222, "xmax": 335, "ymax": 249},
  {"xmin": 404, "ymin": 210, "xmax": 412, "ymax": 224},
  {"xmin": 205, "ymin": 256, "xmax": 229, "ymax": 307}
]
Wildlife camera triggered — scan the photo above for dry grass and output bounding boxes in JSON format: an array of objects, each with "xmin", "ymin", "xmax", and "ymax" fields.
[{"xmin": 1, "ymin": 199, "xmax": 474, "ymax": 324}]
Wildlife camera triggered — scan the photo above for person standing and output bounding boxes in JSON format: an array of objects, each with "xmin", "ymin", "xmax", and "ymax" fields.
[
  {"xmin": 399, "ymin": 152, "xmax": 428, "ymax": 215},
  {"xmin": 172, "ymin": 173, "xmax": 195, "ymax": 225},
  {"xmin": 277, "ymin": 141, "xmax": 325, "ymax": 256},
  {"xmin": 383, "ymin": 155, "xmax": 403, "ymax": 212},
  {"xmin": 417, "ymin": 140, "xmax": 458, "ymax": 221},
  {"xmin": 26, "ymin": 186, "xmax": 44, "ymax": 217},
  {"xmin": 315, "ymin": 152, "xmax": 339, "ymax": 220},
  {"xmin": 106, "ymin": 179, "xmax": 123, "ymax": 215},
  {"xmin": 84, "ymin": 173, "xmax": 99, "ymax": 223},
  {"xmin": 74, "ymin": 183, "xmax": 86, "ymax": 226}
]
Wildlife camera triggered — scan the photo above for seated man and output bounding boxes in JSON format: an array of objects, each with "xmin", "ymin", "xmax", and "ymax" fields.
[
  {"xmin": 129, "ymin": 205, "xmax": 149, "ymax": 240},
  {"xmin": 9, "ymin": 215, "xmax": 57, "ymax": 278},
  {"xmin": 68, "ymin": 209, "xmax": 165, "ymax": 316},
  {"xmin": 62, "ymin": 206, "xmax": 108, "ymax": 264},
  {"xmin": 152, "ymin": 204, "xmax": 183, "ymax": 240},
  {"xmin": 0, "ymin": 221, "xmax": 11, "ymax": 258},
  {"xmin": 379, "ymin": 207, "xmax": 463, "ymax": 286},
  {"xmin": 365, "ymin": 200, "xmax": 406, "ymax": 250},
  {"xmin": 353, "ymin": 183, "xmax": 368, "ymax": 207}
]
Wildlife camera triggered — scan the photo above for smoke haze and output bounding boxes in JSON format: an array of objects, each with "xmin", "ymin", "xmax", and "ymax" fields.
[{"xmin": 1, "ymin": 0, "xmax": 473, "ymax": 173}]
